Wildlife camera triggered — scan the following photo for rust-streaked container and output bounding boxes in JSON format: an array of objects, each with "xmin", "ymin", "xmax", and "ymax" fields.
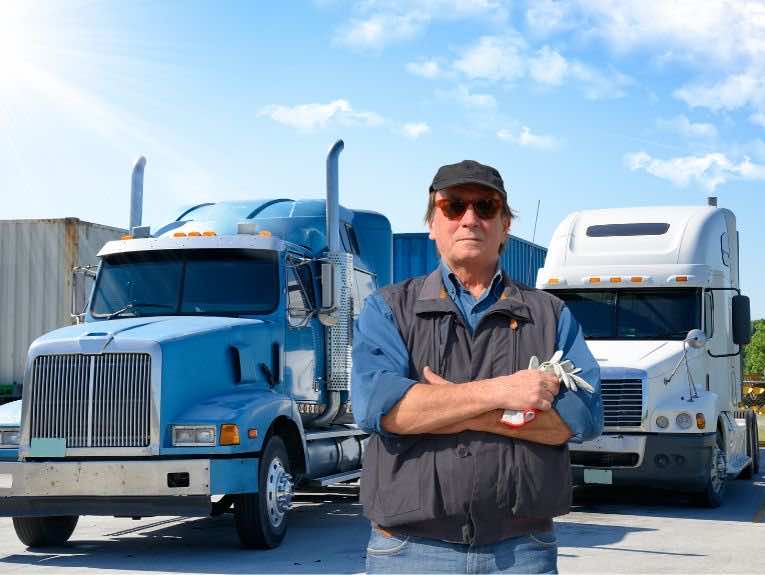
[{"xmin": 0, "ymin": 219, "xmax": 125, "ymax": 400}]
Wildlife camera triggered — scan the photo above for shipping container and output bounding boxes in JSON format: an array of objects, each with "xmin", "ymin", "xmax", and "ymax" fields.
[
  {"xmin": 392, "ymin": 232, "xmax": 547, "ymax": 284},
  {"xmin": 0, "ymin": 219, "xmax": 125, "ymax": 400}
]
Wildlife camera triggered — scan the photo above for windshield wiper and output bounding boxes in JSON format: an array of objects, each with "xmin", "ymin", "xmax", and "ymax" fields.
[{"xmin": 105, "ymin": 303, "xmax": 174, "ymax": 319}]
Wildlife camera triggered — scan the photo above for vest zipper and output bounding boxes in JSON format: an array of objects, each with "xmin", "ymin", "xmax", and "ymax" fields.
[{"xmin": 512, "ymin": 317, "xmax": 520, "ymax": 373}]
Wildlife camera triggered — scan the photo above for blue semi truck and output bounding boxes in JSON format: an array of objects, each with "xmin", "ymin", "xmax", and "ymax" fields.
[{"xmin": 0, "ymin": 142, "xmax": 547, "ymax": 550}]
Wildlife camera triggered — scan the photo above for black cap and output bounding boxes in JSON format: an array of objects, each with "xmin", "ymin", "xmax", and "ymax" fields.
[{"xmin": 430, "ymin": 160, "xmax": 506, "ymax": 198}]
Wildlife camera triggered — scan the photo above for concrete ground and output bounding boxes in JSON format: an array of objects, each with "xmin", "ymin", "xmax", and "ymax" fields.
[{"xmin": 0, "ymin": 452, "xmax": 762, "ymax": 574}]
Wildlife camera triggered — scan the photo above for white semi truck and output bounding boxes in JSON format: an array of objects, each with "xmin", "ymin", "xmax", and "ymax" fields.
[{"xmin": 537, "ymin": 202, "xmax": 757, "ymax": 506}]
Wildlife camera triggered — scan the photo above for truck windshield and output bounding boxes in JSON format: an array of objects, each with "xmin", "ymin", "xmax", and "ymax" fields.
[
  {"xmin": 552, "ymin": 288, "xmax": 701, "ymax": 340},
  {"xmin": 91, "ymin": 249, "xmax": 279, "ymax": 318}
]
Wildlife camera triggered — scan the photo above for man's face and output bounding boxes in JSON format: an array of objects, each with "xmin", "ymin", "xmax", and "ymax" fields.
[{"xmin": 428, "ymin": 184, "xmax": 510, "ymax": 272}]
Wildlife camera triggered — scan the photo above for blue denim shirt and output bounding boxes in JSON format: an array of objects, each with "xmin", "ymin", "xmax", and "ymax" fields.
[{"xmin": 351, "ymin": 263, "xmax": 602, "ymax": 443}]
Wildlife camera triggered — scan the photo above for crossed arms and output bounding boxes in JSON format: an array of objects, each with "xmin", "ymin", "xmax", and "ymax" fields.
[
  {"xmin": 351, "ymin": 294, "xmax": 602, "ymax": 448},
  {"xmin": 380, "ymin": 366, "xmax": 573, "ymax": 446}
]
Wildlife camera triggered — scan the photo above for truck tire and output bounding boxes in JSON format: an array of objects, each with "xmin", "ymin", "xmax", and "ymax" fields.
[
  {"xmin": 695, "ymin": 430, "xmax": 727, "ymax": 508},
  {"xmin": 12, "ymin": 516, "xmax": 79, "ymax": 547},
  {"xmin": 235, "ymin": 435, "xmax": 294, "ymax": 549}
]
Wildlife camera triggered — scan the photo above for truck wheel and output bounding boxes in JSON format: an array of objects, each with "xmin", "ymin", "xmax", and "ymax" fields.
[
  {"xmin": 235, "ymin": 435, "xmax": 294, "ymax": 549},
  {"xmin": 695, "ymin": 431, "xmax": 727, "ymax": 508},
  {"xmin": 12, "ymin": 516, "xmax": 79, "ymax": 547}
]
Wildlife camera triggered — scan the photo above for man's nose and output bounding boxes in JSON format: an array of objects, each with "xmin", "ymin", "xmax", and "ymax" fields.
[{"xmin": 459, "ymin": 205, "xmax": 480, "ymax": 226}]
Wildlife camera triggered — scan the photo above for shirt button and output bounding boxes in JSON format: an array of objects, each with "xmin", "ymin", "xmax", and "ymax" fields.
[{"xmin": 457, "ymin": 446, "xmax": 470, "ymax": 458}]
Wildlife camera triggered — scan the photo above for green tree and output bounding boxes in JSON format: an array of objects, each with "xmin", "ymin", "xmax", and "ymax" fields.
[{"xmin": 744, "ymin": 319, "xmax": 765, "ymax": 377}]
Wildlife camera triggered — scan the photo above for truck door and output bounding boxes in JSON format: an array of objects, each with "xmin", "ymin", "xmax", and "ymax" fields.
[{"xmin": 284, "ymin": 259, "xmax": 321, "ymax": 403}]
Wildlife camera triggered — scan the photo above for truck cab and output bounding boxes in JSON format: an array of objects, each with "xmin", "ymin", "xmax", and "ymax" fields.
[
  {"xmin": 538, "ymin": 205, "xmax": 756, "ymax": 506},
  {"xmin": 0, "ymin": 142, "xmax": 390, "ymax": 548}
]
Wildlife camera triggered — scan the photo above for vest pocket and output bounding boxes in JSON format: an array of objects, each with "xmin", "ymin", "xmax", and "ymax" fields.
[
  {"xmin": 375, "ymin": 437, "xmax": 425, "ymax": 517},
  {"xmin": 511, "ymin": 442, "xmax": 572, "ymax": 518}
]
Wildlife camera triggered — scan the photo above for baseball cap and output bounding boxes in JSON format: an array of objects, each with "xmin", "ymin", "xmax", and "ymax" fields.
[{"xmin": 429, "ymin": 160, "xmax": 506, "ymax": 199}]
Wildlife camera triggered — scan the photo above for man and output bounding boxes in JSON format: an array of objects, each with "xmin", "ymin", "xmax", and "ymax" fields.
[{"xmin": 352, "ymin": 160, "xmax": 602, "ymax": 574}]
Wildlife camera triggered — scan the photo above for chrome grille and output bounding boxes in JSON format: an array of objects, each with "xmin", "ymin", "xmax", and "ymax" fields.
[
  {"xmin": 602, "ymin": 379, "xmax": 643, "ymax": 427},
  {"xmin": 29, "ymin": 353, "xmax": 152, "ymax": 448}
]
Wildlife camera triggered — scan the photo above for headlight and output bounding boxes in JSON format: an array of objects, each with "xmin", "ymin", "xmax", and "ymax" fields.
[
  {"xmin": 172, "ymin": 425, "xmax": 216, "ymax": 446},
  {"xmin": 675, "ymin": 412, "xmax": 693, "ymax": 430},
  {"xmin": 0, "ymin": 429, "xmax": 19, "ymax": 446},
  {"xmin": 655, "ymin": 416, "xmax": 669, "ymax": 429}
]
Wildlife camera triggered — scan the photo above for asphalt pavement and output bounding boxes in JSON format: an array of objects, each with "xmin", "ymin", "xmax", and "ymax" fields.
[{"xmin": 0, "ymin": 454, "xmax": 763, "ymax": 574}]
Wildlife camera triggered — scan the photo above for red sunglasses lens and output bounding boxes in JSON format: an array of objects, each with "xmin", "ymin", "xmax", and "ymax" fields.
[{"xmin": 437, "ymin": 198, "xmax": 500, "ymax": 220}]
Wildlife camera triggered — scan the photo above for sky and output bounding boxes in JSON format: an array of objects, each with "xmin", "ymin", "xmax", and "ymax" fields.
[{"xmin": 2, "ymin": 0, "xmax": 765, "ymax": 317}]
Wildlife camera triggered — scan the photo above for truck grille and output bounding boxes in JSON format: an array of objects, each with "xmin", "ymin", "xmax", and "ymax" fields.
[
  {"xmin": 602, "ymin": 379, "xmax": 643, "ymax": 427},
  {"xmin": 29, "ymin": 353, "xmax": 152, "ymax": 448}
]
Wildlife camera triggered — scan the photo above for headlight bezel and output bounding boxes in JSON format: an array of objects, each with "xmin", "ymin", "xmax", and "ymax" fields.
[
  {"xmin": 0, "ymin": 428, "xmax": 20, "ymax": 447},
  {"xmin": 675, "ymin": 412, "xmax": 693, "ymax": 430},
  {"xmin": 171, "ymin": 425, "xmax": 217, "ymax": 447}
]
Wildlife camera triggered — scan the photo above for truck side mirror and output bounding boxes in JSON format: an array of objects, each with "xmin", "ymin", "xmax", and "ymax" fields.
[
  {"xmin": 318, "ymin": 262, "xmax": 338, "ymax": 327},
  {"xmin": 732, "ymin": 294, "xmax": 751, "ymax": 345},
  {"xmin": 685, "ymin": 329, "xmax": 707, "ymax": 349}
]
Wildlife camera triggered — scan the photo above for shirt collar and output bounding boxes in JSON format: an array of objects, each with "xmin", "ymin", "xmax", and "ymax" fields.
[{"xmin": 439, "ymin": 259, "xmax": 504, "ymax": 300}]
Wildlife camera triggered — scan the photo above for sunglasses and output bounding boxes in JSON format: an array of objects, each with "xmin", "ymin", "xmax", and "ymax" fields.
[{"xmin": 435, "ymin": 197, "xmax": 502, "ymax": 220}]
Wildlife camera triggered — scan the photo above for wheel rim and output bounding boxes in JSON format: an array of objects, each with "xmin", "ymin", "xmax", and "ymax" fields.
[
  {"xmin": 265, "ymin": 456, "xmax": 293, "ymax": 529},
  {"xmin": 710, "ymin": 442, "xmax": 726, "ymax": 494}
]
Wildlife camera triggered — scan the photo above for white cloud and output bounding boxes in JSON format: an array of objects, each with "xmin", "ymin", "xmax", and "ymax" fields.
[
  {"xmin": 674, "ymin": 70, "xmax": 765, "ymax": 112},
  {"xmin": 525, "ymin": 0, "xmax": 574, "ymax": 37},
  {"xmin": 258, "ymin": 99, "xmax": 384, "ymax": 131},
  {"xmin": 625, "ymin": 150, "xmax": 765, "ymax": 191},
  {"xmin": 453, "ymin": 36, "xmax": 630, "ymax": 99},
  {"xmin": 656, "ymin": 115, "xmax": 718, "ymax": 139},
  {"xmin": 453, "ymin": 34, "xmax": 527, "ymax": 82},
  {"xmin": 528, "ymin": 46, "xmax": 568, "ymax": 86},
  {"xmin": 401, "ymin": 122, "xmax": 431, "ymax": 139},
  {"xmin": 552, "ymin": 1, "xmax": 765, "ymax": 65},
  {"xmin": 334, "ymin": 1, "xmax": 508, "ymax": 50},
  {"xmin": 406, "ymin": 59, "xmax": 443, "ymax": 78},
  {"xmin": 497, "ymin": 126, "xmax": 559, "ymax": 150},
  {"xmin": 438, "ymin": 84, "xmax": 497, "ymax": 109},
  {"xmin": 523, "ymin": 1, "xmax": 765, "ymax": 121}
]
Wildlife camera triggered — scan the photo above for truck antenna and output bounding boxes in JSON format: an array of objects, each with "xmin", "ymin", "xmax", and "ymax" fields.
[{"xmin": 527, "ymin": 199, "xmax": 541, "ymax": 285}]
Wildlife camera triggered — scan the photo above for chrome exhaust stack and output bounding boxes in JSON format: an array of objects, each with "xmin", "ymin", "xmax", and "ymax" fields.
[
  {"xmin": 130, "ymin": 156, "xmax": 147, "ymax": 233},
  {"xmin": 313, "ymin": 140, "xmax": 351, "ymax": 427}
]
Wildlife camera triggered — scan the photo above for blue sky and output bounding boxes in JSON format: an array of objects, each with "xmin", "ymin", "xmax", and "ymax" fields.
[{"xmin": 2, "ymin": 1, "xmax": 765, "ymax": 316}]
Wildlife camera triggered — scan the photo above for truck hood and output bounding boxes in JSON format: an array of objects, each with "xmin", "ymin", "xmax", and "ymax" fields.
[
  {"xmin": 587, "ymin": 340, "xmax": 702, "ymax": 380},
  {"xmin": 33, "ymin": 315, "xmax": 266, "ymax": 351}
]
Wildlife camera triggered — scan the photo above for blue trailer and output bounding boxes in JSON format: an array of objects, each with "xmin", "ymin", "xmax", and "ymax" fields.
[{"xmin": 0, "ymin": 142, "xmax": 547, "ymax": 550}]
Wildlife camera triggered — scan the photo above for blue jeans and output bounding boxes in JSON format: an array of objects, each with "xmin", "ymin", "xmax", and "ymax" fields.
[{"xmin": 365, "ymin": 525, "xmax": 558, "ymax": 574}]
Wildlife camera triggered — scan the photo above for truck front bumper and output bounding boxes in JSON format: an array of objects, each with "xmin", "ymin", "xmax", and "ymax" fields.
[
  {"xmin": 571, "ymin": 432, "xmax": 717, "ymax": 492},
  {"xmin": 0, "ymin": 459, "xmax": 221, "ymax": 517}
]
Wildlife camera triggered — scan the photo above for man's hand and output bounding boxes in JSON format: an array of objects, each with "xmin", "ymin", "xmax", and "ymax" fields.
[{"xmin": 422, "ymin": 367, "xmax": 560, "ymax": 411}]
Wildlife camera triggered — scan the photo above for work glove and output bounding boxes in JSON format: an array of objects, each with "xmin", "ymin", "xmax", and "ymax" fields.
[{"xmin": 500, "ymin": 350, "xmax": 594, "ymax": 428}]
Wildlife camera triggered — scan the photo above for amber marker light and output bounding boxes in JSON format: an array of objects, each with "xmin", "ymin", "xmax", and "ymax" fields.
[
  {"xmin": 609, "ymin": 277, "xmax": 622, "ymax": 283},
  {"xmin": 219, "ymin": 424, "xmax": 240, "ymax": 445},
  {"xmin": 696, "ymin": 413, "xmax": 706, "ymax": 429},
  {"xmin": 121, "ymin": 235, "xmax": 133, "ymax": 240},
  {"xmin": 588, "ymin": 277, "xmax": 601, "ymax": 284},
  {"xmin": 203, "ymin": 231, "xmax": 216, "ymax": 236},
  {"xmin": 258, "ymin": 230, "xmax": 272, "ymax": 237},
  {"xmin": 630, "ymin": 276, "xmax": 644, "ymax": 283},
  {"xmin": 676, "ymin": 275, "xmax": 688, "ymax": 282},
  {"xmin": 188, "ymin": 231, "xmax": 201, "ymax": 237},
  {"xmin": 547, "ymin": 278, "xmax": 560, "ymax": 285},
  {"xmin": 247, "ymin": 428, "xmax": 258, "ymax": 439},
  {"xmin": 173, "ymin": 232, "xmax": 187, "ymax": 237}
]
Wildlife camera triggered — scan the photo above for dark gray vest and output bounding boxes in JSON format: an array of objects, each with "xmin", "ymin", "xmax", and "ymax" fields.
[{"xmin": 360, "ymin": 269, "xmax": 571, "ymax": 544}]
